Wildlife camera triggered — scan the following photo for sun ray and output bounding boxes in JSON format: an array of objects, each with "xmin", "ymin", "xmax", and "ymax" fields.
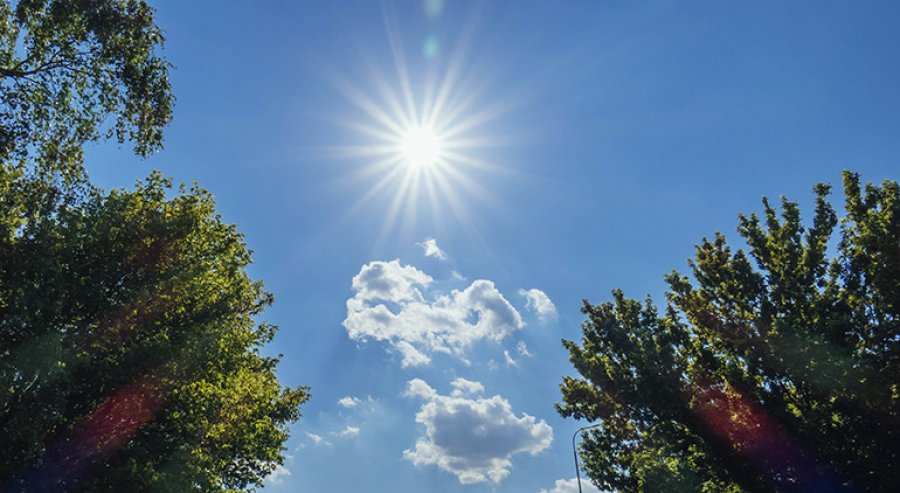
[
  {"xmin": 439, "ymin": 96, "xmax": 514, "ymax": 141},
  {"xmin": 315, "ymin": 3, "xmax": 522, "ymax": 247},
  {"xmin": 439, "ymin": 149, "xmax": 503, "ymax": 173},
  {"xmin": 423, "ymin": 5, "xmax": 483, "ymax": 123},
  {"xmin": 341, "ymin": 160, "xmax": 406, "ymax": 216},
  {"xmin": 422, "ymin": 164, "xmax": 442, "ymax": 225},
  {"xmin": 328, "ymin": 73, "xmax": 409, "ymax": 137},
  {"xmin": 439, "ymin": 161, "xmax": 502, "ymax": 213},
  {"xmin": 430, "ymin": 164, "xmax": 491, "ymax": 248},
  {"xmin": 377, "ymin": 166, "xmax": 417, "ymax": 244},
  {"xmin": 382, "ymin": 6, "xmax": 419, "ymax": 128},
  {"xmin": 336, "ymin": 119, "xmax": 403, "ymax": 144},
  {"xmin": 364, "ymin": 57, "xmax": 414, "ymax": 131}
]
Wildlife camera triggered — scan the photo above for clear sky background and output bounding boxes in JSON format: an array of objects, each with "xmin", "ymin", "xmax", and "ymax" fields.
[{"xmin": 84, "ymin": 1, "xmax": 900, "ymax": 491}]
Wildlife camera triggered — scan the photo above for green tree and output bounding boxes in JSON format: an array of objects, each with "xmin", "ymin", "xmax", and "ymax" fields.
[
  {"xmin": 558, "ymin": 172, "xmax": 899, "ymax": 492},
  {"xmin": 0, "ymin": 0, "xmax": 173, "ymax": 179},
  {"xmin": 0, "ymin": 1, "xmax": 307, "ymax": 490},
  {"xmin": 0, "ymin": 172, "xmax": 308, "ymax": 491}
]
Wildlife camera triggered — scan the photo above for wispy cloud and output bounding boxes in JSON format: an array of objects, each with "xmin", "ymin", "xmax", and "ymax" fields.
[
  {"xmin": 336, "ymin": 426, "xmax": 361, "ymax": 438},
  {"xmin": 416, "ymin": 237, "xmax": 447, "ymax": 260},
  {"xmin": 516, "ymin": 340, "xmax": 532, "ymax": 357},
  {"xmin": 265, "ymin": 464, "xmax": 292, "ymax": 485},
  {"xmin": 303, "ymin": 432, "xmax": 331, "ymax": 447},
  {"xmin": 503, "ymin": 350, "xmax": 518, "ymax": 367}
]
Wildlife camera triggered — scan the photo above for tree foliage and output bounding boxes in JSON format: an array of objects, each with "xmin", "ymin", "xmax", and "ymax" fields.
[
  {"xmin": 558, "ymin": 172, "xmax": 899, "ymax": 492},
  {"xmin": 0, "ymin": 171, "xmax": 308, "ymax": 491},
  {"xmin": 0, "ymin": 1, "xmax": 306, "ymax": 490},
  {"xmin": 0, "ymin": 0, "xmax": 173, "ymax": 178}
]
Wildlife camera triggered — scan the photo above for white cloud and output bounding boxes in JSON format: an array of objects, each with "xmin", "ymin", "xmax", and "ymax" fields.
[
  {"xmin": 403, "ymin": 378, "xmax": 553, "ymax": 484},
  {"xmin": 538, "ymin": 477, "xmax": 605, "ymax": 493},
  {"xmin": 417, "ymin": 237, "xmax": 448, "ymax": 259},
  {"xmin": 336, "ymin": 426, "xmax": 361, "ymax": 438},
  {"xmin": 304, "ymin": 432, "xmax": 331, "ymax": 447},
  {"xmin": 344, "ymin": 260, "xmax": 525, "ymax": 366},
  {"xmin": 396, "ymin": 340, "xmax": 432, "ymax": 367},
  {"xmin": 351, "ymin": 259, "xmax": 433, "ymax": 305},
  {"xmin": 503, "ymin": 350, "xmax": 518, "ymax": 367},
  {"xmin": 266, "ymin": 464, "xmax": 292, "ymax": 485},
  {"xmin": 404, "ymin": 378, "xmax": 438, "ymax": 400},
  {"xmin": 517, "ymin": 340, "xmax": 532, "ymax": 357},
  {"xmin": 519, "ymin": 288, "xmax": 557, "ymax": 320},
  {"xmin": 450, "ymin": 377, "xmax": 484, "ymax": 397},
  {"xmin": 338, "ymin": 396, "xmax": 361, "ymax": 408}
]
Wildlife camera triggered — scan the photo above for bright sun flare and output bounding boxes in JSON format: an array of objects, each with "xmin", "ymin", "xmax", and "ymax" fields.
[
  {"xmin": 400, "ymin": 126, "xmax": 442, "ymax": 168},
  {"xmin": 324, "ymin": 9, "xmax": 513, "ymax": 245}
]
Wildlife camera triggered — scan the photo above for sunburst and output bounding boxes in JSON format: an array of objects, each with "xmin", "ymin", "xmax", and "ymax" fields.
[{"xmin": 320, "ymin": 6, "xmax": 513, "ymax": 248}]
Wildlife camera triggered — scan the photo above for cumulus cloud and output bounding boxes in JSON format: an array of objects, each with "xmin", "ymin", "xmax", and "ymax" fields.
[
  {"xmin": 519, "ymin": 288, "xmax": 557, "ymax": 320},
  {"xmin": 338, "ymin": 396, "xmax": 361, "ymax": 408},
  {"xmin": 351, "ymin": 259, "xmax": 433, "ymax": 305},
  {"xmin": 404, "ymin": 378, "xmax": 439, "ymax": 400},
  {"xmin": 538, "ymin": 477, "xmax": 605, "ymax": 493},
  {"xmin": 344, "ymin": 260, "xmax": 524, "ymax": 367},
  {"xmin": 450, "ymin": 377, "xmax": 485, "ymax": 397},
  {"xmin": 403, "ymin": 378, "xmax": 553, "ymax": 484},
  {"xmin": 417, "ymin": 237, "xmax": 448, "ymax": 259},
  {"xmin": 396, "ymin": 340, "xmax": 432, "ymax": 367}
]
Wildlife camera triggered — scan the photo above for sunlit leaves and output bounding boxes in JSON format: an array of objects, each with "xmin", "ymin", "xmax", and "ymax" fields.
[
  {"xmin": 0, "ymin": 174, "xmax": 307, "ymax": 491},
  {"xmin": 0, "ymin": 0, "xmax": 173, "ymax": 179}
]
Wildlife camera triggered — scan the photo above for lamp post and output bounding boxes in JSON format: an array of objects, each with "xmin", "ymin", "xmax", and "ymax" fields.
[{"xmin": 572, "ymin": 423, "xmax": 602, "ymax": 493}]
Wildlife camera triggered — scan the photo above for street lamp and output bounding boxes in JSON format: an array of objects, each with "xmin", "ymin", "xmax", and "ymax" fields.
[{"xmin": 572, "ymin": 423, "xmax": 602, "ymax": 493}]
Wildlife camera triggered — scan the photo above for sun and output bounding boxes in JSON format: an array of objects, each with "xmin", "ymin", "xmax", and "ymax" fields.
[
  {"xmin": 321, "ymin": 8, "xmax": 514, "ymax": 246},
  {"xmin": 400, "ymin": 125, "xmax": 443, "ymax": 169}
]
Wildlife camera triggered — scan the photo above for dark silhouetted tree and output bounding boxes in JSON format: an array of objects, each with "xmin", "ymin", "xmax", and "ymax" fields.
[{"xmin": 558, "ymin": 172, "xmax": 899, "ymax": 492}]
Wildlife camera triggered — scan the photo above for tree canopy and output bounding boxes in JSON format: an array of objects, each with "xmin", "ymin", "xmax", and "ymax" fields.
[
  {"xmin": 0, "ymin": 2, "xmax": 307, "ymax": 490},
  {"xmin": 0, "ymin": 172, "xmax": 308, "ymax": 491},
  {"xmin": 0, "ymin": 0, "xmax": 173, "ymax": 178},
  {"xmin": 558, "ymin": 172, "xmax": 899, "ymax": 492}
]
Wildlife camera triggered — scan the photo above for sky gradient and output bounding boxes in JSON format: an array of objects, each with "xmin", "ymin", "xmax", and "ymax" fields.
[{"xmin": 83, "ymin": 1, "xmax": 900, "ymax": 491}]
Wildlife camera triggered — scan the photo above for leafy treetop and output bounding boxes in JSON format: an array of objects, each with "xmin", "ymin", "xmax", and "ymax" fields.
[
  {"xmin": 558, "ymin": 171, "xmax": 899, "ymax": 492},
  {"xmin": 0, "ymin": 172, "xmax": 308, "ymax": 491},
  {"xmin": 0, "ymin": 0, "xmax": 173, "ymax": 179}
]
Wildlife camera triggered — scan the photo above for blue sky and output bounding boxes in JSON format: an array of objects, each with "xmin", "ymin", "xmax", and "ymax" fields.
[{"xmin": 84, "ymin": 1, "xmax": 900, "ymax": 491}]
